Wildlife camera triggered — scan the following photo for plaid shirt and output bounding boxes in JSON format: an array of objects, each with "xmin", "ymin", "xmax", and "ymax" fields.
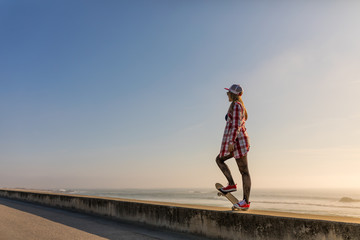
[{"xmin": 219, "ymin": 102, "xmax": 250, "ymax": 158}]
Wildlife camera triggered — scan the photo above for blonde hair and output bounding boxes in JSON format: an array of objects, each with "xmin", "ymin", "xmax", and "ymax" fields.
[{"xmin": 228, "ymin": 92, "xmax": 248, "ymax": 121}]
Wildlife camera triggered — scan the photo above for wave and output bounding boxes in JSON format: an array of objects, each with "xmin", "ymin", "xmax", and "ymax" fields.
[
  {"xmin": 339, "ymin": 197, "xmax": 360, "ymax": 203},
  {"xmin": 54, "ymin": 189, "xmax": 83, "ymax": 194},
  {"xmin": 254, "ymin": 200, "xmax": 360, "ymax": 210}
]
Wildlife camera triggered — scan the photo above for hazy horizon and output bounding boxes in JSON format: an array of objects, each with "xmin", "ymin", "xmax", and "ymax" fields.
[
  {"xmin": 3, "ymin": 186, "xmax": 360, "ymax": 192},
  {"xmin": 1, "ymin": 1, "xmax": 360, "ymax": 190}
]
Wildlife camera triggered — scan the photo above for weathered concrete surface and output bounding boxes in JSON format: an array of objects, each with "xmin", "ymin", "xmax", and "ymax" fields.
[
  {"xmin": 1, "ymin": 189, "xmax": 360, "ymax": 240},
  {"xmin": 0, "ymin": 197, "xmax": 209, "ymax": 240}
]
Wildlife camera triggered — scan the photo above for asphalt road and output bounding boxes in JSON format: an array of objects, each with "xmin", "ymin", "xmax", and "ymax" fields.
[{"xmin": 0, "ymin": 198, "xmax": 212, "ymax": 240}]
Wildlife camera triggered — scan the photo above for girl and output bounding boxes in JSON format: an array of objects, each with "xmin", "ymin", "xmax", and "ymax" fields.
[{"xmin": 216, "ymin": 84, "xmax": 251, "ymax": 210}]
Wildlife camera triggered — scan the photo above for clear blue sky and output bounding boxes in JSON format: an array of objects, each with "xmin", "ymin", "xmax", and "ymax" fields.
[{"xmin": 1, "ymin": 1, "xmax": 360, "ymax": 189}]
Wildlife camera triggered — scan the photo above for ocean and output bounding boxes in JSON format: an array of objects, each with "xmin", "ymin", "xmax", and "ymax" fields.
[{"xmin": 51, "ymin": 188, "xmax": 360, "ymax": 218}]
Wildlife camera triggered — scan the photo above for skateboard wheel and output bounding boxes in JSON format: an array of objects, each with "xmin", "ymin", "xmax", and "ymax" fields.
[{"xmin": 217, "ymin": 192, "xmax": 223, "ymax": 197}]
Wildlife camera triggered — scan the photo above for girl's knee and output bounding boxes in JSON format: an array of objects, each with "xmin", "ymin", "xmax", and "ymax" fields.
[
  {"xmin": 215, "ymin": 155, "xmax": 222, "ymax": 164},
  {"xmin": 239, "ymin": 167, "xmax": 250, "ymax": 175},
  {"xmin": 237, "ymin": 160, "xmax": 249, "ymax": 175}
]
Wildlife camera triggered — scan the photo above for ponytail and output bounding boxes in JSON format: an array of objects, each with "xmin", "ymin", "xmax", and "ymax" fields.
[{"xmin": 238, "ymin": 97, "xmax": 248, "ymax": 121}]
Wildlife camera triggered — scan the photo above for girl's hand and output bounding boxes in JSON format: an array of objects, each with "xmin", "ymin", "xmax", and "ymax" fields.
[{"xmin": 228, "ymin": 143, "xmax": 234, "ymax": 152}]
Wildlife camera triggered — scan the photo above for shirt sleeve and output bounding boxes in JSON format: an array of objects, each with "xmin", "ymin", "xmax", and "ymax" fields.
[{"xmin": 230, "ymin": 103, "xmax": 242, "ymax": 143}]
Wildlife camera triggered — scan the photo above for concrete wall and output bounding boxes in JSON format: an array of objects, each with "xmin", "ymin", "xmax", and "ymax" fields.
[{"xmin": 0, "ymin": 189, "xmax": 359, "ymax": 240}]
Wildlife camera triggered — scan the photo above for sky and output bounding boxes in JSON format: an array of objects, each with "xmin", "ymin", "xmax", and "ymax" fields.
[{"xmin": 1, "ymin": 1, "xmax": 360, "ymax": 190}]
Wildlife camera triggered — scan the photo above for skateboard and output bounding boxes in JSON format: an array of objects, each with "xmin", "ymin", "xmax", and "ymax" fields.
[{"xmin": 215, "ymin": 183, "xmax": 240, "ymax": 211}]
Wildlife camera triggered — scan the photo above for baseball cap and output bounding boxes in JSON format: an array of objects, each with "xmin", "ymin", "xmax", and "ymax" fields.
[{"xmin": 225, "ymin": 84, "xmax": 243, "ymax": 95}]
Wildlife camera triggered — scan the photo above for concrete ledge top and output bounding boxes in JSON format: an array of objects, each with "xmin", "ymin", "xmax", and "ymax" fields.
[{"xmin": 1, "ymin": 188, "xmax": 360, "ymax": 224}]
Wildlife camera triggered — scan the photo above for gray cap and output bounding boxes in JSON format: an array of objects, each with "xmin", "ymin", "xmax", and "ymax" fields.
[{"xmin": 225, "ymin": 84, "xmax": 243, "ymax": 95}]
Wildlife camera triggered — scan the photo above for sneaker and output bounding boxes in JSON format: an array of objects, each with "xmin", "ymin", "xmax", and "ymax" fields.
[
  {"xmin": 220, "ymin": 184, "xmax": 237, "ymax": 193},
  {"xmin": 233, "ymin": 199, "xmax": 250, "ymax": 210}
]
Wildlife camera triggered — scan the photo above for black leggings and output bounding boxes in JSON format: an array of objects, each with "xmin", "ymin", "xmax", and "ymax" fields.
[{"xmin": 216, "ymin": 154, "xmax": 251, "ymax": 203}]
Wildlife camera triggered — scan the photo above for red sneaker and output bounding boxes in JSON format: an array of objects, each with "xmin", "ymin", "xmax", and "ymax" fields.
[
  {"xmin": 233, "ymin": 200, "xmax": 250, "ymax": 211},
  {"xmin": 220, "ymin": 184, "xmax": 237, "ymax": 193}
]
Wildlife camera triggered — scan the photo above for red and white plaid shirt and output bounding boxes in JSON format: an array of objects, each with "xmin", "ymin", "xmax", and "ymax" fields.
[{"xmin": 219, "ymin": 102, "xmax": 250, "ymax": 158}]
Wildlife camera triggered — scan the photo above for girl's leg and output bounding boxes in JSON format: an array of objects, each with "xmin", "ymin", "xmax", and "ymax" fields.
[
  {"xmin": 235, "ymin": 154, "xmax": 251, "ymax": 203},
  {"xmin": 216, "ymin": 154, "xmax": 235, "ymax": 185}
]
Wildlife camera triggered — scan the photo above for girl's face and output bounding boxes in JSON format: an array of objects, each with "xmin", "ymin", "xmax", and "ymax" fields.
[{"xmin": 227, "ymin": 92, "xmax": 232, "ymax": 102}]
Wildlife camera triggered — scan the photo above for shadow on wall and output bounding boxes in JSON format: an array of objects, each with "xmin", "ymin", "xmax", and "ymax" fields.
[{"xmin": 0, "ymin": 197, "xmax": 211, "ymax": 240}]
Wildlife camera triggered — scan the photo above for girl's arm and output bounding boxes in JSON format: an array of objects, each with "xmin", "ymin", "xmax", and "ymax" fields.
[{"xmin": 230, "ymin": 103, "xmax": 242, "ymax": 144}]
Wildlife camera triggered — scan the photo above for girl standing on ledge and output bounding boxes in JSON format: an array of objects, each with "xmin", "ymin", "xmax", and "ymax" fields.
[{"xmin": 216, "ymin": 84, "xmax": 251, "ymax": 210}]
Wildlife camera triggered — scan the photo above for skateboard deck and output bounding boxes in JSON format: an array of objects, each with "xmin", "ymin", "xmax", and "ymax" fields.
[{"xmin": 215, "ymin": 183, "xmax": 240, "ymax": 211}]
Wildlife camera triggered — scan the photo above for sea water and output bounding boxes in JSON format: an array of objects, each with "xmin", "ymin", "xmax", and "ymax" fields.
[{"xmin": 51, "ymin": 188, "xmax": 360, "ymax": 218}]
